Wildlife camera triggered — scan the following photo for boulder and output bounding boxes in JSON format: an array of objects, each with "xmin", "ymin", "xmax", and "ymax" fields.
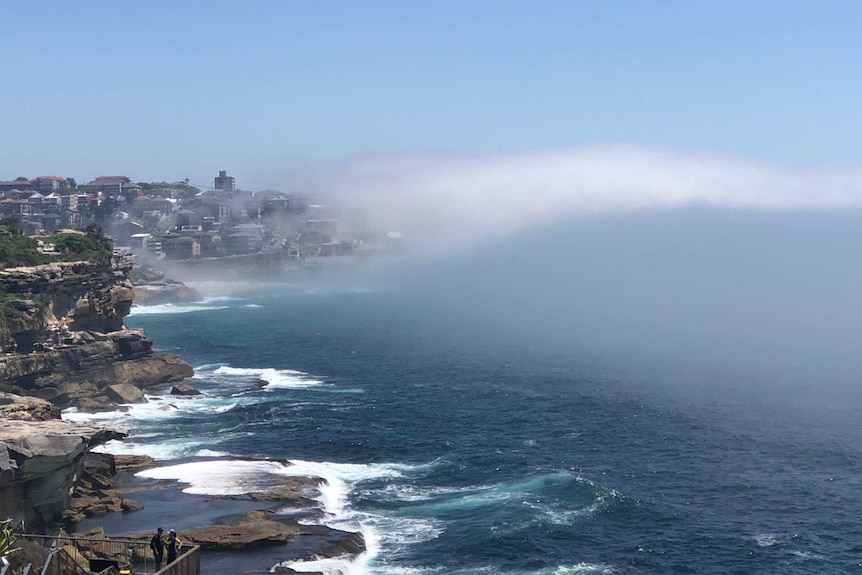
[
  {"xmin": 170, "ymin": 383, "xmax": 201, "ymax": 396},
  {"xmin": 120, "ymin": 498, "xmax": 144, "ymax": 512},
  {"xmin": 317, "ymin": 530, "xmax": 367, "ymax": 558},
  {"xmin": 105, "ymin": 384, "xmax": 146, "ymax": 404},
  {"xmin": 74, "ymin": 397, "xmax": 127, "ymax": 413}
]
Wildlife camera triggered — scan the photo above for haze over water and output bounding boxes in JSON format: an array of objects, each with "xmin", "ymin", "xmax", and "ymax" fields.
[
  {"xmin": 8, "ymin": 2, "xmax": 862, "ymax": 573},
  {"xmin": 81, "ymin": 245, "xmax": 862, "ymax": 574},
  {"xmin": 93, "ymin": 189, "xmax": 862, "ymax": 573}
]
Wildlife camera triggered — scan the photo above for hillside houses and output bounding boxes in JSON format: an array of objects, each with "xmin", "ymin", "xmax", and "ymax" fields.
[{"xmin": 1, "ymin": 169, "xmax": 398, "ymax": 264}]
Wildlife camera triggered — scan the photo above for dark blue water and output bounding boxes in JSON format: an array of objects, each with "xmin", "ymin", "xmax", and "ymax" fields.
[{"xmin": 119, "ymin": 285, "xmax": 862, "ymax": 575}]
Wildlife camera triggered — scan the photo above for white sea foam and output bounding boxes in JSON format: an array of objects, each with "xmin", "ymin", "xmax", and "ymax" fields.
[
  {"xmin": 135, "ymin": 458, "xmax": 405, "ymax": 499},
  {"xmin": 128, "ymin": 301, "xmax": 231, "ymax": 316},
  {"xmin": 136, "ymin": 457, "xmax": 434, "ymax": 575},
  {"xmin": 375, "ymin": 483, "xmax": 470, "ymax": 502},
  {"xmin": 318, "ymin": 565, "xmax": 617, "ymax": 575},
  {"xmin": 210, "ymin": 366, "xmax": 324, "ymax": 388},
  {"xmin": 195, "ymin": 448, "xmax": 231, "ymax": 457},
  {"xmin": 551, "ymin": 565, "xmax": 618, "ymax": 575},
  {"xmin": 94, "ymin": 437, "xmax": 233, "ymax": 460},
  {"xmin": 754, "ymin": 533, "xmax": 780, "ymax": 547},
  {"xmin": 63, "ymin": 392, "xmax": 261, "ymax": 426},
  {"xmin": 357, "ymin": 514, "xmax": 442, "ymax": 548},
  {"xmin": 282, "ymin": 506, "xmax": 444, "ymax": 575},
  {"xmin": 213, "ymin": 402, "xmax": 237, "ymax": 413},
  {"xmin": 522, "ymin": 500, "xmax": 595, "ymax": 525},
  {"xmin": 277, "ymin": 555, "xmax": 363, "ymax": 575},
  {"xmin": 284, "ymin": 459, "xmax": 406, "ymax": 520},
  {"xmin": 193, "ymin": 363, "xmax": 230, "ymax": 371},
  {"xmin": 63, "ymin": 393, "xmax": 263, "ymax": 460},
  {"xmin": 136, "ymin": 459, "xmax": 303, "ymax": 495},
  {"xmin": 381, "ymin": 471, "xmax": 605, "ymax": 534},
  {"xmin": 790, "ymin": 550, "xmax": 826, "ymax": 561}
]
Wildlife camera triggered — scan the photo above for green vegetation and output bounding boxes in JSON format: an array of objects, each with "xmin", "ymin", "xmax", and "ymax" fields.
[
  {"xmin": 0, "ymin": 518, "xmax": 21, "ymax": 557},
  {"xmin": 0, "ymin": 292, "xmax": 49, "ymax": 311},
  {"xmin": 0, "ymin": 222, "xmax": 113, "ymax": 337},
  {"xmin": 0, "ymin": 221, "xmax": 114, "ymax": 268},
  {"xmin": 44, "ymin": 225, "xmax": 112, "ymax": 262},
  {"xmin": 0, "ymin": 219, "xmax": 48, "ymax": 268}
]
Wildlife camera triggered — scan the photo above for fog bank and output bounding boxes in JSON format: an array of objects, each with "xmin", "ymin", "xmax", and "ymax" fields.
[
  {"xmin": 299, "ymin": 145, "xmax": 862, "ymax": 253},
  {"xmin": 289, "ymin": 147, "xmax": 862, "ymax": 392}
]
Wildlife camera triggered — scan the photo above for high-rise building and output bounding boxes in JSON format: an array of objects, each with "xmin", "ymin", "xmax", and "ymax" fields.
[{"xmin": 214, "ymin": 170, "xmax": 236, "ymax": 195}]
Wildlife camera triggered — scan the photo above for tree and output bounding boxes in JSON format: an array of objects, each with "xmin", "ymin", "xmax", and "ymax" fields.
[
  {"xmin": 91, "ymin": 197, "xmax": 117, "ymax": 225},
  {"xmin": 0, "ymin": 220, "xmax": 47, "ymax": 267},
  {"xmin": 0, "ymin": 218, "xmax": 22, "ymax": 236},
  {"xmin": 85, "ymin": 224, "xmax": 112, "ymax": 250},
  {"xmin": 13, "ymin": 177, "xmax": 28, "ymax": 182}
]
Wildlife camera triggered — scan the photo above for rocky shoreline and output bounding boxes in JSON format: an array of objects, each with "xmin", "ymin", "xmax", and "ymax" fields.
[
  {"xmin": 128, "ymin": 265, "xmax": 202, "ymax": 306},
  {"xmin": 69, "ymin": 450, "xmax": 365, "ymax": 563},
  {"xmin": 0, "ymin": 256, "xmax": 193, "ymax": 409},
  {"xmin": 0, "ymin": 393, "xmax": 128, "ymax": 531},
  {"xmin": 0, "ymin": 255, "xmax": 366, "ymax": 570}
]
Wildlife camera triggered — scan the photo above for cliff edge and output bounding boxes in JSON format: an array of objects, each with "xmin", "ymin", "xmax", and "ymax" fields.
[
  {"xmin": 0, "ymin": 254, "xmax": 193, "ymax": 408},
  {"xmin": 0, "ymin": 393, "xmax": 127, "ymax": 531}
]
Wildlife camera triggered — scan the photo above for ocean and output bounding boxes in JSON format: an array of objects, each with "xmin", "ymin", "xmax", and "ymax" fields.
[{"xmin": 63, "ymin": 266, "xmax": 862, "ymax": 575}]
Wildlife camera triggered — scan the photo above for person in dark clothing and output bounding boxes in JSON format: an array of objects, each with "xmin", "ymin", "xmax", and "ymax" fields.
[
  {"xmin": 165, "ymin": 529, "xmax": 180, "ymax": 564},
  {"xmin": 149, "ymin": 527, "xmax": 164, "ymax": 569}
]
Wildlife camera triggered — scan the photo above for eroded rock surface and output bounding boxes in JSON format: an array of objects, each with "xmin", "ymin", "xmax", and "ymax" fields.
[
  {"xmin": 0, "ymin": 395, "xmax": 127, "ymax": 531},
  {"xmin": 0, "ymin": 255, "xmax": 194, "ymax": 408},
  {"xmin": 129, "ymin": 266, "xmax": 202, "ymax": 306}
]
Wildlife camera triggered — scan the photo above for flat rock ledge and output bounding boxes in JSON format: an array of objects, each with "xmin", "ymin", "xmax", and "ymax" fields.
[
  {"xmin": 65, "ymin": 453, "xmax": 366, "ymax": 566},
  {"xmin": 164, "ymin": 511, "xmax": 365, "ymax": 560}
]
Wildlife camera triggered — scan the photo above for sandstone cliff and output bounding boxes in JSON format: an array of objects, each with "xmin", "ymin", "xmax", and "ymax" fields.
[
  {"xmin": 0, "ymin": 256, "xmax": 195, "ymax": 533},
  {"xmin": 0, "ymin": 393, "xmax": 127, "ymax": 531},
  {"xmin": 0, "ymin": 255, "xmax": 193, "ymax": 408}
]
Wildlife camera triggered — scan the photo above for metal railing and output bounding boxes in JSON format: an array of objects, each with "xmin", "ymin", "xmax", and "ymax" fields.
[
  {"xmin": 15, "ymin": 535, "xmax": 199, "ymax": 575},
  {"xmin": 40, "ymin": 548, "xmax": 90, "ymax": 575},
  {"xmin": 153, "ymin": 547, "xmax": 199, "ymax": 575}
]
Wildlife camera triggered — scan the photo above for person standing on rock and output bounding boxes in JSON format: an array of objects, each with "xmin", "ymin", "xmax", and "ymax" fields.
[
  {"xmin": 165, "ymin": 529, "xmax": 181, "ymax": 564},
  {"xmin": 150, "ymin": 527, "xmax": 164, "ymax": 569}
]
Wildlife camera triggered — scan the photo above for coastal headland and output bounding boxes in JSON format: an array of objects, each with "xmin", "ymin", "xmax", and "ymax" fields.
[{"xmin": 0, "ymin": 254, "xmax": 366, "ymax": 569}]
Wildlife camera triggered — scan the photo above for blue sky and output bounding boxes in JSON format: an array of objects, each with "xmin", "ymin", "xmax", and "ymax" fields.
[{"xmin": 1, "ymin": 1, "xmax": 860, "ymax": 187}]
